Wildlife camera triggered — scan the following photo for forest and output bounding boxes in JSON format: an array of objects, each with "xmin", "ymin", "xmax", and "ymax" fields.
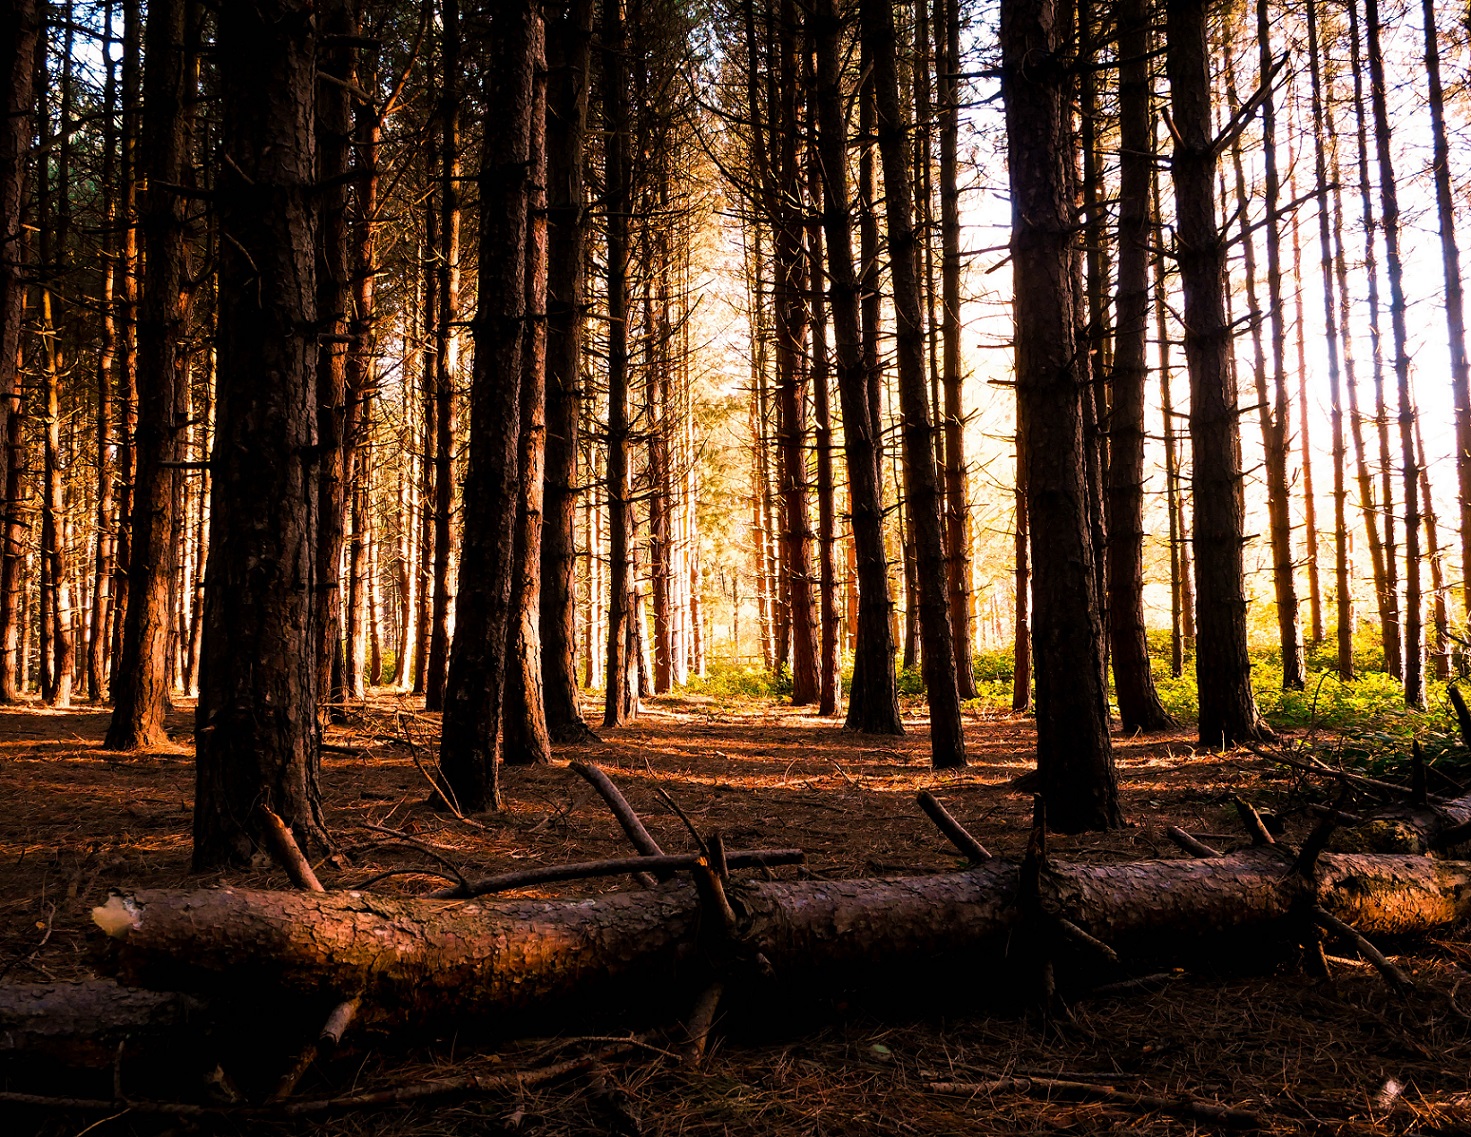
[{"xmin": 3, "ymin": 0, "xmax": 1471, "ymax": 1131}]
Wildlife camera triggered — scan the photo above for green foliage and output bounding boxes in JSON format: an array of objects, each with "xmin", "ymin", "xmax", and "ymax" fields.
[{"xmin": 684, "ymin": 660, "xmax": 790, "ymax": 700}]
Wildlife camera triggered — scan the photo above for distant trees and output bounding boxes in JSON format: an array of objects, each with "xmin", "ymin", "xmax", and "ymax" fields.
[{"xmin": 7, "ymin": 0, "xmax": 1471, "ymax": 848}]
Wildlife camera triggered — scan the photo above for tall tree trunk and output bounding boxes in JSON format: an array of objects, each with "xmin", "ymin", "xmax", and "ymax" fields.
[
  {"xmin": 1363, "ymin": 0, "xmax": 1421, "ymax": 706},
  {"xmin": 1107, "ymin": 0, "xmax": 1174, "ymax": 731},
  {"xmin": 107, "ymin": 0, "xmax": 141, "ymax": 696},
  {"xmin": 768, "ymin": 0, "xmax": 819, "ymax": 706},
  {"xmin": 311, "ymin": 0, "xmax": 357, "ymax": 722},
  {"xmin": 343, "ymin": 61, "xmax": 382, "ymax": 704},
  {"xmin": 1000, "ymin": 0, "xmax": 1117, "ymax": 825},
  {"xmin": 1305, "ymin": 0, "xmax": 1353, "ymax": 679},
  {"xmin": 194, "ymin": 0, "xmax": 324, "ymax": 867},
  {"xmin": 439, "ymin": 1, "xmax": 541, "ymax": 810},
  {"xmin": 424, "ymin": 0, "xmax": 463, "ymax": 713},
  {"xmin": 0, "ymin": 0, "xmax": 41, "ymax": 703},
  {"xmin": 811, "ymin": 0, "xmax": 901, "ymax": 736},
  {"xmin": 806, "ymin": 130, "xmax": 840, "ymax": 718},
  {"xmin": 935, "ymin": 0, "xmax": 976, "ymax": 700},
  {"xmin": 1289, "ymin": 172, "xmax": 1323, "ymax": 650},
  {"xmin": 1166, "ymin": 0, "xmax": 1266, "ymax": 748},
  {"xmin": 412, "ymin": 187, "xmax": 439, "ymax": 697},
  {"xmin": 504, "ymin": 17, "xmax": 551, "ymax": 768},
  {"xmin": 1345, "ymin": 0, "xmax": 1400, "ymax": 682},
  {"xmin": 864, "ymin": 0, "xmax": 965, "ymax": 769},
  {"xmin": 540, "ymin": 0, "xmax": 595, "ymax": 742},
  {"xmin": 1252, "ymin": 0, "xmax": 1304, "ymax": 689},
  {"xmin": 601, "ymin": 0, "xmax": 635, "ymax": 729},
  {"xmin": 1419, "ymin": 0, "xmax": 1471, "ymax": 630},
  {"xmin": 107, "ymin": 0, "xmax": 191, "ymax": 749},
  {"xmin": 87, "ymin": 0, "xmax": 120, "ymax": 703}
]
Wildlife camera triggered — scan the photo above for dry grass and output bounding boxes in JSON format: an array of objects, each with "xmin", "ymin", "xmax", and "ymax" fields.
[{"xmin": 1, "ymin": 691, "xmax": 1469, "ymax": 1134}]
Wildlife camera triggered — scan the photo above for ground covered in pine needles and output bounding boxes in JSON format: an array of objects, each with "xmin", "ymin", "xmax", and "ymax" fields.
[{"xmin": 2, "ymin": 691, "xmax": 1471, "ymax": 1134}]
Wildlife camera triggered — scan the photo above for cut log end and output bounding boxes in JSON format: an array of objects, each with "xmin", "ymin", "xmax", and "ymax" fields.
[{"xmin": 92, "ymin": 893, "xmax": 141, "ymax": 939}]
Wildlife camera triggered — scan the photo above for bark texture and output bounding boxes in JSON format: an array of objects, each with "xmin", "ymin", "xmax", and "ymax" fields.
[
  {"xmin": 1166, "ymin": 0, "xmax": 1266, "ymax": 748},
  {"xmin": 106, "ymin": 0, "xmax": 190, "ymax": 750},
  {"xmin": 439, "ymin": 1, "xmax": 540, "ymax": 810},
  {"xmin": 95, "ymin": 848, "xmax": 1471, "ymax": 1025},
  {"xmin": 864, "ymin": 0, "xmax": 965, "ymax": 769},
  {"xmin": 540, "ymin": 0, "xmax": 596, "ymax": 743},
  {"xmin": 811, "ymin": 0, "xmax": 901, "ymax": 736},
  {"xmin": 1106, "ymin": 0, "xmax": 1175, "ymax": 733},
  {"xmin": 194, "ymin": 0, "xmax": 324, "ymax": 867},
  {"xmin": 1000, "ymin": 0, "xmax": 1118, "ymax": 827}
]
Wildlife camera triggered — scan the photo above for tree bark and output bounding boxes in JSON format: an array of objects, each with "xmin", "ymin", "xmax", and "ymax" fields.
[
  {"xmin": 864, "ymin": 0, "xmax": 964, "ymax": 770},
  {"xmin": 95, "ymin": 848, "xmax": 1471, "ymax": 1026},
  {"xmin": 0, "ymin": 0, "xmax": 41, "ymax": 703},
  {"xmin": 601, "ymin": 0, "xmax": 636, "ymax": 729},
  {"xmin": 1252, "ymin": 0, "xmax": 1305, "ymax": 690},
  {"xmin": 194, "ymin": 0, "xmax": 324, "ymax": 868},
  {"xmin": 1420, "ymin": 0, "xmax": 1471, "ymax": 629},
  {"xmin": 1364, "ymin": 0, "xmax": 1421, "ymax": 706},
  {"xmin": 1107, "ymin": 0, "xmax": 1175, "ymax": 732},
  {"xmin": 810, "ymin": 0, "xmax": 902, "ymax": 736},
  {"xmin": 505, "ymin": 12, "xmax": 552, "ymax": 768},
  {"xmin": 424, "ymin": 0, "xmax": 463, "ymax": 713},
  {"xmin": 935, "ymin": 0, "xmax": 976, "ymax": 701},
  {"xmin": 1305, "ymin": 0, "xmax": 1352, "ymax": 680},
  {"xmin": 106, "ymin": 0, "xmax": 191, "ymax": 749},
  {"xmin": 540, "ymin": 0, "xmax": 596, "ymax": 743},
  {"xmin": 1000, "ymin": 0, "xmax": 1117, "ymax": 826},
  {"xmin": 439, "ymin": 1, "xmax": 541, "ymax": 811},
  {"xmin": 1345, "ymin": 0, "xmax": 1400, "ymax": 682},
  {"xmin": 1166, "ymin": 0, "xmax": 1266, "ymax": 749}
]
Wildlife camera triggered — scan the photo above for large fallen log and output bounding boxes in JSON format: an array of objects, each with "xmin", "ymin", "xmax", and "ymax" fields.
[
  {"xmin": 0, "ymin": 980, "xmax": 205, "ymax": 1063},
  {"xmin": 91, "ymin": 848, "xmax": 1471, "ymax": 1027}
]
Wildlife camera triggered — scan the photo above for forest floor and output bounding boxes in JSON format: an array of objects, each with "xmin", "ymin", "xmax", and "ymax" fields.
[{"xmin": 2, "ymin": 691, "xmax": 1471, "ymax": 1135}]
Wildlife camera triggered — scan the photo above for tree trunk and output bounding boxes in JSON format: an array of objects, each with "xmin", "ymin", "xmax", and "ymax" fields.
[
  {"xmin": 1364, "ymin": 0, "xmax": 1421, "ymax": 706},
  {"xmin": 194, "ymin": 0, "xmax": 324, "ymax": 868},
  {"xmin": 1107, "ymin": 0, "xmax": 1175, "ymax": 732},
  {"xmin": 439, "ymin": 1, "xmax": 541, "ymax": 811},
  {"xmin": 504, "ymin": 18, "xmax": 552, "ymax": 768},
  {"xmin": 1000, "ymin": 0, "xmax": 1117, "ymax": 826},
  {"xmin": 424, "ymin": 0, "xmax": 463, "ymax": 713},
  {"xmin": 0, "ymin": 0, "xmax": 41, "ymax": 704},
  {"xmin": 108, "ymin": 0, "xmax": 142, "ymax": 697},
  {"xmin": 865, "ymin": 0, "xmax": 964, "ymax": 770},
  {"xmin": 540, "ymin": 0, "xmax": 595, "ymax": 743},
  {"xmin": 1345, "ymin": 0, "xmax": 1400, "ymax": 682},
  {"xmin": 87, "ymin": 0, "xmax": 120, "ymax": 704},
  {"xmin": 811, "ymin": 0, "xmax": 901, "ymax": 736},
  {"xmin": 601, "ymin": 0, "xmax": 635, "ymax": 729},
  {"xmin": 106, "ymin": 0, "xmax": 191, "ymax": 749},
  {"xmin": 311, "ymin": 0, "xmax": 357, "ymax": 722},
  {"xmin": 1012, "ymin": 423, "xmax": 1031, "ymax": 710},
  {"xmin": 1420, "ymin": 0, "xmax": 1471, "ymax": 629},
  {"xmin": 1305, "ymin": 0, "xmax": 1353, "ymax": 680},
  {"xmin": 1252, "ymin": 0, "xmax": 1305, "ymax": 690},
  {"xmin": 935, "ymin": 0, "xmax": 976, "ymax": 701},
  {"xmin": 1166, "ymin": 0, "xmax": 1266, "ymax": 749},
  {"xmin": 807, "ymin": 138, "xmax": 840, "ymax": 718}
]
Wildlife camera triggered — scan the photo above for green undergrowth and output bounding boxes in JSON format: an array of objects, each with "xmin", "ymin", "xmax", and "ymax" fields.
[{"xmin": 682, "ymin": 631, "xmax": 1471, "ymax": 787}]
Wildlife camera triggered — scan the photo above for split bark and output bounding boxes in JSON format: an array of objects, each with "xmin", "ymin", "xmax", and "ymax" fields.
[{"xmin": 92, "ymin": 848, "xmax": 1471, "ymax": 1027}]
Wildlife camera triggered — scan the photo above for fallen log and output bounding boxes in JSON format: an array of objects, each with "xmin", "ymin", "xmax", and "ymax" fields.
[
  {"xmin": 92, "ymin": 848, "xmax": 1471, "ymax": 1027},
  {"xmin": 0, "ymin": 980, "xmax": 205, "ymax": 1064}
]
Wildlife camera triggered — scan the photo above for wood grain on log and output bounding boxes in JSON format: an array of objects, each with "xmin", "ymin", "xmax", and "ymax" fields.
[{"xmin": 91, "ymin": 850, "xmax": 1471, "ymax": 1026}]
